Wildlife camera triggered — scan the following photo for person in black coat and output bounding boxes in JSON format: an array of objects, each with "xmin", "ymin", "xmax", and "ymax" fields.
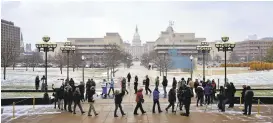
[
  {"xmin": 127, "ymin": 73, "xmax": 131, "ymax": 86},
  {"xmin": 57, "ymin": 84, "xmax": 65, "ymax": 110},
  {"xmin": 35, "ymin": 76, "xmax": 40, "ymax": 91},
  {"xmin": 241, "ymin": 85, "xmax": 247, "ymax": 104},
  {"xmin": 162, "ymin": 76, "xmax": 168, "ymax": 97},
  {"xmin": 114, "ymin": 90, "xmax": 126, "ymax": 117},
  {"xmin": 79, "ymin": 82, "xmax": 85, "ymax": 102},
  {"xmin": 121, "ymin": 78, "xmax": 128, "ymax": 94},
  {"xmin": 85, "ymin": 79, "xmax": 92, "ymax": 101},
  {"xmin": 73, "ymin": 88, "xmax": 85, "ymax": 114},
  {"xmin": 134, "ymin": 76, "xmax": 138, "ymax": 94},
  {"xmin": 88, "ymin": 86, "xmax": 98, "ymax": 116},
  {"xmin": 217, "ymin": 86, "xmax": 226, "ymax": 112},
  {"xmin": 243, "ymin": 86, "xmax": 254, "ymax": 115},
  {"xmin": 64, "ymin": 84, "xmax": 73, "ymax": 112},
  {"xmin": 145, "ymin": 75, "xmax": 152, "ymax": 95},
  {"xmin": 196, "ymin": 86, "xmax": 204, "ymax": 107},
  {"xmin": 165, "ymin": 88, "xmax": 176, "ymax": 113},
  {"xmin": 228, "ymin": 82, "xmax": 236, "ymax": 108},
  {"xmin": 172, "ymin": 77, "xmax": 177, "ymax": 89},
  {"xmin": 69, "ymin": 78, "xmax": 75, "ymax": 92},
  {"xmin": 181, "ymin": 86, "xmax": 193, "ymax": 116}
]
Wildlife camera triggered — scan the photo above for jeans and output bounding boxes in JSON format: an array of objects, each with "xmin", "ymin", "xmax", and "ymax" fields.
[
  {"xmin": 64, "ymin": 99, "xmax": 72, "ymax": 111},
  {"xmin": 73, "ymin": 101, "xmax": 84, "ymax": 113},
  {"xmin": 197, "ymin": 95, "xmax": 204, "ymax": 106},
  {"xmin": 163, "ymin": 86, "xmax": 167, "ymax": 97},
  {"xmin": 108, "ymin": 87, "xmax": 114, "ymax": 95},
  {"xmin": 184, "ymin": 102, "xmax": 190, "ymax": 115},
  {"xmin": 152, "ymin": 100, "xmax": 162, "ymax": 112},
  {"xmin": 145, "ymin": 86, "xmax": 151, "ymax": 94},
  {"xmin": 166, "ymin": 102, "xmax": 175, "ymax": 112},
  {"xmin": 134, "ymin": 102, "xmax": 145, "ymax": 114},
  {"xmin": 88, "ymin": 102, "xmax": 97, "ymax": 115},
  {"xmin": 58, "ymin": 99, "xmax": 64, "ymax": 110},
  {"xmin": 205, "ymin": 95, "xmax": 211, "ymax": 105},
  {"xmin": 114, "ymin": 104, "xmax": 125, "ymax": 115},
  {"xmin": 244, "ymin": 102, "xmax": 252, "ymax": 115}
]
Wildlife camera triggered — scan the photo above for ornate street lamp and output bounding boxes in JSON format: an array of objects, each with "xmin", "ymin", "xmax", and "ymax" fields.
[
  {"xmin": 81, "ymin": 55, "xmax": 86, "ymax": 83},
  {"xmin": 60, "ymin": 41, "xmax": 75, "ymax": 80},
  {"xmin": 36, "ymin": 36, "xmax": 57, "ymax": 102},
  {"xmin": 190, "ymin": 55, "xmax": 193, "ymax": 79},
  {"xmin": 215, "ymin": 36, "xmax": 236, "ymax": 85},
  {"xmin": 196, "ymin": 41, "xmax": 212, "ymax": 82}
]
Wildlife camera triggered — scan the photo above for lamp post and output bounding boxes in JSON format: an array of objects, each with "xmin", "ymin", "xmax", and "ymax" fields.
[
  {"xmin": 36, "ymin": 36, "xmax": 57, "ymax": 102},
  {"xmin": 196, "ymin": 41, "xmax": 212, "ymax": 82},
  {"xmin": 81, "ymin": 55, "xmax": 85, "ymax": 83},
  {"xmin": 190, "ymin": 55, "xmax": 193, "ymax": 79},
  {"xmin": 215, "ymin": 36, "xmax": 236, "ymax": 86},
  {"xmin": 60, "ymin": 41, "xmax": 75, "ymax": 80}
]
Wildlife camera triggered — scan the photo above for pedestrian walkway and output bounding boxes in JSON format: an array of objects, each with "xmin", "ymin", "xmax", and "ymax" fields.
[{"xmin": 2, "ymin": 62, "xmax": 273, "ymax": 123}]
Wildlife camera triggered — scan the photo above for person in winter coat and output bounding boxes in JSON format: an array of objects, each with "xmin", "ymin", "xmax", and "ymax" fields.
[
  {"xmin": 145, "ymin": 75, "xmax": 152, "ymax": 95},
  {"xmin": 90, "ymin": 79, "xmax": 96, "ymax": 87},
  {"xmin": 155, "ymin": 76, "xmax": 160, "ymax": 89},
  {"xmin": 79, "ymin": 81, "xmax": 85, "ymax": 102},
  {"xmin": 186, "ymin": 78, "xmax": 191, "ymax": 85},
  {"xmin": 134, "ymin": 76, "xmax": 138, "ymax": 94},
  {"xmin": 88, "ymin": 86, "xmax": 98, "ymax": 116},
  {"xmin": 228, "ymin": 82, "xmax": 236, "ymax": 108},
  {"xmin": 162, "ymin": 76, "xmax": 168, "ymax": 97},
  {"xmin": 196, "ymin": 86, "xmax": 204, "ymax": 107},
  {"xmin": 188, "ymin": 78, "xmax": 194, "ymax": 96},
  {"xmin": 69, "ymin": 78, "xmax": 75, "ymax": 90},
  {"xmin": 108, "ymin": 78, "xmax": 115, "ymax": 95},
  {"xmin": 121, "ymin": 78, "xmax": 128, "ymax": 94},
  {"xmin": 152, "ymin": 88, "xmax": 162, "ymax": 113},
  {"xmin": 35, "ymin": 76, "xmax": 40, "ymax": 91},
  {"xmin": 127, "ymin": 73, "xmax": 131, "ymax": 86},
  {"xmin": 181, "ymin": 85, "xmax": 193, "ymax": 116},
  {"xmin": 101, "ymin": 79, "xmax": 107, "ymax": 98},
  {"xmin": 211, "ymin": 79, "xmax": 216, "ymax": 103},
  {"xmin": 86, "ymin": 79, "xmax": 92, "ymax": 101},
  {"xmin": 58, "ymin": 84, "xmax": 65, "ymax": 110},
  {"xmin": 241, "ymin": 85, "xmax": 247, "ymax": 104},
  {"xmin": 114, "ymin": 90, "xmax": 126, "ymax": 117},
  {"xmin": 243, "ymin": 86, "xmax": 254, "ymax": 115},
  {"xmin": 134, "ymin": 88, "xmax": 146, "ymax": 115},
  {"xmin": 217, "ymin": 86, "xmax": 226, "ymax": 112},
  {"xmin": 177, "ymin": 86, "xmax": 184, "ymax": 111},
  {"xmin": 204, "ymin": 83, "xmax": 212, "ymax": 105},
  {"xmin": 73, "ymin": 88, "xmax": 85, "ymax": 114},
  {"xmin": 165, "ymin": 88, "xmax": 176, "ymax": 113},
  {"xmin": 172, "ymin": 77, "xmax": 177, "ymax": 89},
  {"xmin": 64, "ymin": 84, "xmax": 73, "ymax": 112},
  {"xmin": 194, "ymin": 79, "xmax": 199, "ymax": 98}
]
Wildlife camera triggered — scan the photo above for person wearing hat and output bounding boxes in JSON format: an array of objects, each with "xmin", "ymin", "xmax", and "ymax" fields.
[
  {"xmin": 145, "ymin": 75, "xmax": 152, "ymax": 95},
  {"xmin": 114, "ymin": 90, "xmax": 126, "ymax": 117},
  {"xmin": 134, "ymin": 88, "xmax": 146, "ymax": 115},
  {"xmin": 88, "ymin": 86, "xmax": 98, "ymax": 116}
]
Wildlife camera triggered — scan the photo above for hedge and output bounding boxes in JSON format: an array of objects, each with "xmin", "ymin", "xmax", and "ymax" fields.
[{"xmin": 220, "ymin": 61, "xmax": 273, "ymax": 70}]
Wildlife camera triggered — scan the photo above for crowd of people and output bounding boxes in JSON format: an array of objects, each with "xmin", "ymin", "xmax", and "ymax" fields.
[{"xmin": 41, "ymin": 72, "xmax": 254, "ymax": 117}]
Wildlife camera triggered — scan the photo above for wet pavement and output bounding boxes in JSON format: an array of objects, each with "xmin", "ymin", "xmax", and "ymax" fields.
[{"xmin": 1, "ymin": 62, "xmax": 273, "ymax": 123}]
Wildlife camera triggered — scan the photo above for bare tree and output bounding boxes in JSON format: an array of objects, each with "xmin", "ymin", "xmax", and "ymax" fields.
[
  {"xmin": 104, "ymin": 44, "xmax": 123, "ymax": 78},
  {"xmin": 52, "ymin": 52, "xmax": 66, "ymax": 74},
  {"xmin": 162, "ymin": 53, "xmax": 173, "ymax": 77},
  {"xmin": 31, "ymin": 52, "xmax": 43, "ymax": 71},
  {"xmin": 215, "ymin": 54, "xmax": 222, "ymax": 63},
  {"xmin": 1, "ymin": 41, "xmax": 18, "ymax": 80}
]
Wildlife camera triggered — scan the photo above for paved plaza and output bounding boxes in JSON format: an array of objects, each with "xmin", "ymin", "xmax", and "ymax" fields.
[{"xmin": 1, "ymin": 62, "xmax": 273, "ymax": 123}]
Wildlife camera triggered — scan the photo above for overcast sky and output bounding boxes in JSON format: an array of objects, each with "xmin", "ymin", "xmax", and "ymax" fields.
[{"xmin": 2, "ymin": 1, "xmax": 273, "ymax": 48}]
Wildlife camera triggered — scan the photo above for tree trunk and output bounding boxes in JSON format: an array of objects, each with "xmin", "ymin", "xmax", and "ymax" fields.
[
  {"xmin": 159, "ymin": 67, "xmax": 162, "ymax": 76},
  {"xmin": 13, "ymin": 62, "xmax": 15, "ymax": 70},
  {"xmin": 112, "ymin": 66, "xmax": 115, "ymax": 77},
  {"xmin": 26, "ymin": 65, "xmax": 28, "ymax": 71},
  {"xmin": 107, "ymin": 67, "xmax": 109, "ymax": 81},
  {"xmin": 4, "ymin": 62, "xmax": 6, "ymax": 80},
  {"xmin": 73, "ymin": 64, "xmax": 75, "ymax": 72},
  {"xmin": 165, "ymin": 67, "xmax": 167, "ymax": 78},
  {"xmin": 33, "ymin": 65, "xmax": 35, "ymax": 71},
  {"xmin": 60, "ymin": 66, "xmax": 63, "ymax": 74}
]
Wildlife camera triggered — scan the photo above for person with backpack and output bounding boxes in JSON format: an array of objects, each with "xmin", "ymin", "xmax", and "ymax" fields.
[
  {"xmin": 134, "ymin": 88, "xmax": 146, "ymax": 115},
  {"xmin": 85, "ymin": 79, "xmax": 92, "ymax": 101},
  {"xmin": 114, "ymin": 90, "xmax": 126, "ymax": 117},
  {"xmin": 79, "ymin": 81, "xmax": 85, "ymax": 102},
  {"xmin": 152, "ymin": 88, "xmax": 162, "ymax": 113},
  {"xmin": 194, "ymin": 79, "xmax": 200, "ymax": 98},
  {"xmin": 73, "ymin": 88, "xmax": 85, "ymax": 114},
  {"xmin": 108, "ymin": 78, "xmax": 115, "ymax": 95},
  {"xmin": 243, "ymin": 86, "xmax": 254, "ymax": 115},
  {"xmin": 177, "ymin": 85, "xmax": 184, "ymax": 111},
  {"xmin": 88, "ymin": 86, "xmax": 98, "ymax": 116},
  {"xmin": 195, "ymin": 85, "xmax": 204, "ymax": 107},
  {"xmin": 134, "ymin": 76, "xmax": 138, "ymax": 94},
  {"xmin": 165, "ymin": 87, "xmax": 176, "ymax": 113},
  {"xmin": 145, "ymin": 75, "xmax": 152, "ymax": 95},
  {"xmin": 35, "ymin": 76, "xmax": 40, "ymax": 91},
  {"xmin": 172, "ymin": 77, "xmax": 177, "ymax": 89},
  {"xmin": 127, "ymin": 73, "xmax": 131, "ymax": 86},
  {"xmin": 155, "ymin": 76, "xmax": 160, "ymax": 89},
  {"xmin": 162, "ymin": 76, "xmax": 168, "ymax": 97},
  {"xmin": 181, "ymin": 85, "xmax": 193, "ymax": 116}
]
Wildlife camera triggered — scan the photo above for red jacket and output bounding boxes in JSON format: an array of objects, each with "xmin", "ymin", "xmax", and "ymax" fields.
[{"xmin": 136, "ymin": 89, "xmax": 143, "ymax": 102}]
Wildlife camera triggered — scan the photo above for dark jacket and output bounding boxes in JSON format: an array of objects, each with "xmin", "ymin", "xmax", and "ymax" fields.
[
  {"xmin": 196, "ymin": 86, "xmax": 204, "ymax": 97},
  {"xmin": 88, "ymin": 89, "xmax": 96, "ymax": 102},
  {"xmin": 241, "ymin": 87, "xmax": 247, "ymax": 102},
  {"xmin": 134, "ymin": 81, "xmax": 138, "ymax": 87},
  {"xmin": 135, "ymin": 76, "xmax": 138, "ymax": 82},
  {"xmin": 172, "ymin": 79, "xmax": 177, "ymax": 88},
  {"xmin": 86, "ymin": 80, "xmax": 92, "ymax": 92},
  {"xmin": 127, "ymin": 73, "xmax": 131, "ymax": 79},
  {"xmin": 194, "ymin": 81, "xmax": 199, "ymax": 89},
  {"xmin": 145, "ymin": 78, "xmax": 150, "ymax": 87},
  {"xmin": 182, "ymin": 86, "xmax": 193, "ymax": 104},
  {"xmin": 35, "ymin": 77, "xmax": 40, "ymax": 85},
  {"xmin": 115, "ymin": 91, "xmax": 125, "ymax": 104},
  {"xmin": 168, "ymin": 88, "xmax": 176, "ymax": 103},
  {"xmin": 162, "ymin": 78, "xmax": 168, "ymax": 86},
  {"xmin": 245, "ymin": 90, "xmax": 254, "ymax": 103},
  {"xmin": 73, "ymin": 91, "xmax": 81, "ymax": 102}
]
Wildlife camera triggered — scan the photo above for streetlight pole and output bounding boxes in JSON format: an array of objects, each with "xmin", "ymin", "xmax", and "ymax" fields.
[
  {"xmin": 81, "ymin": 55, "xmax": 85, "ymax": 83},
  {"xmin": 197, "ymin": 41, "xmax": 212, "ymax": 82},
  {"xmin": 36, "ymin": 36, "xmax": 57, "ymax": 103},
  {"xmin": 190, "ymin": 55, "xmax": 193, "ymax": 79},
  {"xmin": 215, "ymin": 36, "xmax": 236, "ymax": 86},
  {"xmin": 60, "ymin": 41, "xmax": 75, "ymax": 81}
]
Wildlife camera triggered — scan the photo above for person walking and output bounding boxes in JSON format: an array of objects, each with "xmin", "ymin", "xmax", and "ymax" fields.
[
  {"xmin": 58, "ymin": 84, "xmax": 65, "ymax": 110},
  {"xmin": 155, "ymin": 76, "xmax": 160, "ymax": 89},
  {"xmin": 162, "ymin": 76, "xmax": 168, "ymax": 97},
  {"xmin": 165, "ymin": 87, "xmax": 176, "ymax": 113},
  {"xmin": 177, "ymin": 86, "xmax": 184, "ymax": 111},
  {"xmin": 121, "ymin": 77, "xmax": 128, "ymax": 94},
  {"xmin": 64, "ymin": 84, "xmax": 73, "ymax": 112},
  {"xmin": 134, "ymin": 76, "xmax": 138, "ymax": 94},
  {"xmin": 134, "ymin": 88, "xmax": 146, "ymax": 115},
  {"xmin": 181, "ymin": 85, "xmax": 193, "ymax": 116},
  {"xmin": 108, "ymin": 78, "xmax": 115, "ymax": 95},
  {"xmin": 188, "ymin": 78, "xmax": 194, "ymax": 95},
  {"xmin": 194, "ymin": 79, "xmax": 199, "ymax": 98},
  {"xmin": 204, "ymin": 83, "xmax": 212, "ymax": 105},
  {"xmin": 90, "ymin": 79, "xmax": 96, "ymax": 87},
  {"xmin": 87, "ymin": 86, "xmax": 98, "ymax": 116},
  {"xmin": 127, "ymin": 72, "xmax": 131, "ymax": 86},
  {"xmin": 85, "ymin": 79, "xmax": 92, "ymax": 101},
  {"xmin": 79, "ymin": 81, "xmax": 85, "ymax": 102},
  {"xmin": 152, "ymin": 88, "xmax": 162, "ymax": 113},
  {"xmin": 114, "ymin": 90, "xmax": 126, "ymax": 117},
  {"xmin": 196, "ymin": 85, "xmax": 204, "ymax": 107},
  {"xmin": 145, "ymin": 75, "xmax": 152, "ymax": 95},
  {"xmin": 73, "ymin": 88, "xmax": 85, "ymax": 114},
  {"xmin": 101, "ymin": 79, "xmax": 107, "ymax": 98},
  {"xmin": 35, "ymin": 76, "xmax": 40, "ymax": 91},
  {"xmin": 69, "ymin": 78, "xmax": 75, "ymax": 91},
  {"xmin": 172, "ymin": 77, "xmax": 177, "ymax": 89},
  {"xmin": 243, "ymin": 86, "xmax": 254, "ymax": 115},
  {"xmin": 211, "ymin": 79, "xmax": 217, "ymax": 103}
]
